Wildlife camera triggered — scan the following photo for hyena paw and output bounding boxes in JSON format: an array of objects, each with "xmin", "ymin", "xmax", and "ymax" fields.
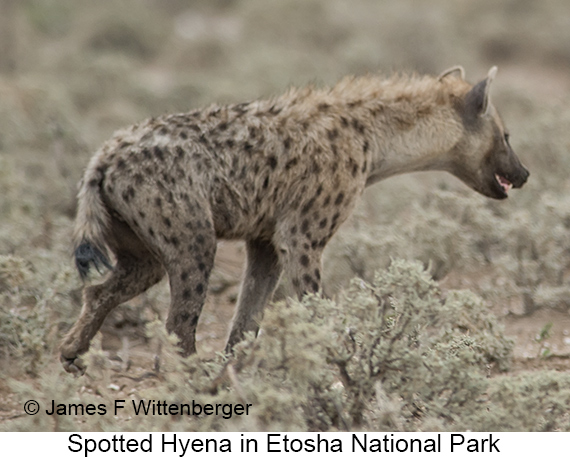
[{"xmin": 60, "ymin": 353, "xmax": 87, "ymax": 376}]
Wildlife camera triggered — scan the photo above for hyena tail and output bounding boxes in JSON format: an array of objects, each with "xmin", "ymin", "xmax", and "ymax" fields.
[{"xmin": 73, "ymin": 156, "xmax": 113, "ymax": 280}]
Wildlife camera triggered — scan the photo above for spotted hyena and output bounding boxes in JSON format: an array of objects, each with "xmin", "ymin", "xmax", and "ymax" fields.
[{"xmin": 60, "ymin": 66, "xmax": 529, "ymax": 374}]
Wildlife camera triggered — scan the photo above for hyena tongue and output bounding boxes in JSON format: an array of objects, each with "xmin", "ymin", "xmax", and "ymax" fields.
[{"xmin": 495, "ymin": 174, "xmax": 513, "ymax": 193}]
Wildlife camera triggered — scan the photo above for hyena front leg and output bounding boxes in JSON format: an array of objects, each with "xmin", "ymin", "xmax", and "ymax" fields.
[
  {"xmin": 60, "ymin": 254, "xmax": 165, "ymax": 375},
  {"xmin": 287, "ymin": 246, "xmax": 324, "ymax": 299},
  {"xmin": 277, "ymin": 220, "xmax": 329, "ymax": 299},
  {"xmin": 225, "ymin": 238, "xmax": 283, "ymax": 352}
]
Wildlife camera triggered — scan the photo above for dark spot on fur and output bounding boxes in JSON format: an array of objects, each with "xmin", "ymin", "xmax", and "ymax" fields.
[
  {"xmin": 331, "ymin": 212, "xmax": 340, "ymax": 229},
  {"xmin": 283, "ymin": 137, "xmax": 292, "ymax": 151},
  {"xmin": 319, "ymin": 218, "xmax": 328, "ymax": 229},
  {"xmin": 328, "ymin": 128, "xmax": 339, "ymax": 141},
  {"xmin": 269, "ymin": 105, "xmax": 282, "ymax": 115},
  {"xmin": 218, "ymin": 122, "xmax": 228, "ymax": 131},
  {"xmin": 301, "ymin": 219, "xmax": 309, "ymax": 234},
  {"xmin": 226, "ymin": 139, "xmax": 235, "ymax": 148},
  {"xmin": 318, "ymin": 102, "xmax": 330, "ymax": 111},
  {"xmin": 155, "ymin": 197, "xmax": 162, "ymax": 207},
  {"xmin": 300, "ymin": 255, "xmax": 309, "ymax": 267},
  {"xmin": 175, "ymin": 146, "xmax": 185, "ymax": 159},
  {"xmin": 311, "ymin": 160, "xmax": 321, "ymax": 174},
  {"xmin": 340, "ymin": 117, "xmax": 349, "ymax": 128},
  {"xmin": 285, "ymin": 157, "xmax": 298, "ymax": 170},
  {"xmin": 88, "ymin": 178, "xmax": 99, "ymax": 187},
  {"xmin": 162, "ymin": 217, "xmax": 171, "ymax": 228},
  {"xmin": 134, "ymin": 173, "xmax": 144, "ymax": 185},
  {"xmin": 138, "ymin": 211, "xmax": 146, "ymax": 219},
  {"xmin": 362, "ymin": 161, "xmax": 368, "ymax": 173},
  {"xmin": 267, "ymin": 155, "xmax": 278, "ymax": 170},
  {"xmin": 315, "ymin": 269, "xmax": 321, "ymax": 280},
  {"xmin": 334, "ymin": 192, "xmax": 345, "ymax": 205},
  {"xmin": 301, "ymin": 198, "xmax": 315, "ymax": 215},
  {"xmin": 183, "ymin": 289, "xmax": 192, "ymax": 300},
  {"xmin": 348, "ymin": 99, "xmax": 363, "ymax": 108},
  {"xmin": 196, "ymin": 283, "xmax": 204, "ymax": 294},
  {"xmin": 148, "ymin": 227, "xmax": 155, "ymax": 238},
  {"xmin": 292, "ymin": 278, "xmax": 300, "ymax": 289},
  {"xmin": 290, "ymin": 226, "xmax": 298, "ymax": 235},
  {"xmin": 196, "ymin": 234, "xmax": 205, "ymax": 244},
  {"xmin": 323, "ymin": 195, "xmax": 331, "ymax": 207},
  {"xmin": 141, "ymin": 148, "xmax": 151, "ymax": 159},
  {"xmin": 352, "ymin": 118, "xmax": 365, "ymax": 134},
  {"xmin": 263, "ymin": 176, "xmax": 269, "ymax": 189},
  {"xmin": 363, "ymin": 140, "xmax": 369, "ymax": 153},
  {"xmin": 153, "ymin": 146, "xmax": 164, "ymax": 161},
  {"xmin": 116, "ymin": 158, "xmax": 127, "ymax": 170},
  {"xmin": 179, "ymin": 131, "xmax": 188, "ymax": 140}
]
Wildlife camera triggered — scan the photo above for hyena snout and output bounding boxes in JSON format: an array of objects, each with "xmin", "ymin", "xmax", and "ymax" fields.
[
  {"xmin": 495, "ymin": 149, "xmax": 529, "ymax": 194},
  {"xmin": 510, "ymin": 158, "xmax": 530, "ymax": 189}
]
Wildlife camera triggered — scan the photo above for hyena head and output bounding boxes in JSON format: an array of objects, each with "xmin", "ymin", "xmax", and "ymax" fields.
[{"xmin": 443, "ymin": 66, "xmax": 529, "ymax": 199}]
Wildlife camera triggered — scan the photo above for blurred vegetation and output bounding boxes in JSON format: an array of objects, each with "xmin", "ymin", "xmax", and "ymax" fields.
[{"xmin": 2, "ymin": 0, "xmax": 570, "ymax": 431}]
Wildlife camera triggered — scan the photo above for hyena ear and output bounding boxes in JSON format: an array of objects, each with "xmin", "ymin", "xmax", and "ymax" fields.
[
  {"xmin": 438, "ymin": 65, "xmax": 465, "ymax": 81},
  {"xmin": 464, "ymin": 66, "xmax": 497, "ymax": 119}
]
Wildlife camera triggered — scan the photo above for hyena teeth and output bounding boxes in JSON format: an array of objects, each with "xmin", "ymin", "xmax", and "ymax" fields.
[{"xmin": 495, "ymin": 174, "xmax": 513, "ymax": 193}]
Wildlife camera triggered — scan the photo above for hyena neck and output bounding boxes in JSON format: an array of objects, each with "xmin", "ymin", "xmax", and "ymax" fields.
[{"xmin": 327, "ymin": 75, "xmax": 466, "ymax": 187}]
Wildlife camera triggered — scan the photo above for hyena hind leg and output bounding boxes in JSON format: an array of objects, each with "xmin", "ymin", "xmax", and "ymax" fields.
[
  {"xmin": 225, "ymin": 238, "xmax": 283, "ymax": 352},
  {"xmin": 164, "ymin": 225, "xmax": 217, "ymax": 357},
  {"xmin": 60, "ymin": 225, "xmax": 165, "ymax": 375}
]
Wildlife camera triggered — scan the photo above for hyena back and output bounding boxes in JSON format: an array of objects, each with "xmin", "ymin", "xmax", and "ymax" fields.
[{"xmin": 61, "ymin": 66, "xmax": 529, "ymax": 374}]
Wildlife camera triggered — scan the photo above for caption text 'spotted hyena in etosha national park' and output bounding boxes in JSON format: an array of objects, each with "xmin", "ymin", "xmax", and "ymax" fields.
[{"xmin": 60, "ymin": 66, "xmax": 529, "ymax": 375}]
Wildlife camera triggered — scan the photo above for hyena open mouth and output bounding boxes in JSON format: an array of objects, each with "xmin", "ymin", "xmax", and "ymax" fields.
[{"xmin": 495, "ymin": 174, "xmax": 513, "ymax": 195}]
